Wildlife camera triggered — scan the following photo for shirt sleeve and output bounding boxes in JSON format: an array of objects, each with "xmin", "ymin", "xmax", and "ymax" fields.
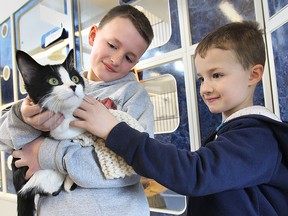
[
  {"xmin": 0, "ymin": 101, "xmax": 41, "ymax": 151},
  {"xmin": 38, "ymin": 137, "xmax": 140, "ymax": 189},
  {"xmin": 121, "ymin": 84, "xmax": 154, "ymax": 138},
  {"xmin": 105, "ymin": 120, "xmax": 280, "ymax": 196}
]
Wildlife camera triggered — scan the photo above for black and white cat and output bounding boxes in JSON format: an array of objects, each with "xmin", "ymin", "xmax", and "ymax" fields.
[
  {"xmin": 12, "ymin": 49, "xmax": 85, "ymax": 216},
  {"xmin": 13, "ymin": 49, "xmax": 142, "ymax": 216}
]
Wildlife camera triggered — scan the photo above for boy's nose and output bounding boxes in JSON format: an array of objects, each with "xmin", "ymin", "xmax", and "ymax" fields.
[
  {"xmin": 200, "ymin": 81, "xmax": 213, "ymax": 94},
  {"xmin": 110, "ymin": 52, "xmax": 121, "ymax": 66}
]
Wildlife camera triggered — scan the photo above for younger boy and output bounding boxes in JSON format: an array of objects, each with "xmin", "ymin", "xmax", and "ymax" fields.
[{"xmin": 69, "ymin": 21, "xmax": 288, "ymax": 215}]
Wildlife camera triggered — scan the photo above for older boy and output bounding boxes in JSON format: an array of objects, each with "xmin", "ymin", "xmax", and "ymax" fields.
[{"xmin": 1, "ymin": 5, "xmax": 154, "ymax": 216}]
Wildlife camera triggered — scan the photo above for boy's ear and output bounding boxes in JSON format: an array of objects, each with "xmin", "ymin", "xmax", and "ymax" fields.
[
  {"xmin": 249, "ymin": 64, "xmax": 264, "ymax": 86},
  {"xmin": 88, "ymin": 25, "xmax": 98, "ymax": 46}
]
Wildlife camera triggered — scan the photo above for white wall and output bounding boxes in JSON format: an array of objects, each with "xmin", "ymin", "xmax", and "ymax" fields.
[
  {"xmin": 0, "ymin": 193, "xmax": 17, "ymax": 215},
  {"xmin": 0, "ymin": 0, "xmax": 29, "ymax": 23}
]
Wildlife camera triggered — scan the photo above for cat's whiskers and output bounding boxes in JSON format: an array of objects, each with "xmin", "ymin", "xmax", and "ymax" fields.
[
  {"xmin": 49, "ymin": 97, "xmax": 63, "ymax": 114},
  {"xmin": 40, "ymin": 94, "xmax": 61, "ymax": 113},
  {"xmin": 42, "ymin": 90, "xmax": 81, "ymax": 115},
  {"xmin": 38, "ymin": 95, "xmax": 51, "ymax": 112}
]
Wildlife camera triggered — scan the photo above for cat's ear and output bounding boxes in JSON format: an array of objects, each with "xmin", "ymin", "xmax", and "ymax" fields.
[
  {"xmin": 64, "ymin": 49, "xmax": 75, "ymax": 71},
  {"xmin": 16, "ymin": 50, "xmax": 42, "ymax": 85}
]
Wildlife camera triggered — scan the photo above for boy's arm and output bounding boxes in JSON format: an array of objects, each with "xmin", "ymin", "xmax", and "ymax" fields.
[
  {"xmin": 0, "ymin": 97, "xmax": 64, "ymax": 151},
  {"xmin": 0, "ymin": 109, "xmax": 14, "ymax": 151},
  {"xmin": 38, "ymin": 137, "xmax": 140, "ymax": 188},
  {"xmin": 13, "ymin": 133, "xmax": 140, "ymax": 189},
  {"xmin": 0, "ymin": 101, "xmax": 41, "ymax": 151},
  {"xmin": 105, "ymin": 120, "xmax": 279, "ymax": 196}
]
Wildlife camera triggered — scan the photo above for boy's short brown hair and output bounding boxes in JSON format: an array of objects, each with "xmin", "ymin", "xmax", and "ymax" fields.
[
  {"xmin": 99, "ymin": 5, "xmax": 154, "ymax": 47},
  {"xmin": 195, "ymin": 21, "xmax": 265, "ymax": 70}
]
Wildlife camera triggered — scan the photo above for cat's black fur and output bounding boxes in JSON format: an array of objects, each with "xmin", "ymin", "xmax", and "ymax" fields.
[{"xmin": 12, "ymin": 49, "xmax": 85, "ymax": 216}]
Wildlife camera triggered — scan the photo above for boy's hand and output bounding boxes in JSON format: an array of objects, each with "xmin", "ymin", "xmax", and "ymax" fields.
[
  {"xmin": 21, "ymin": 97, "xmax": 64, "ymax": 131},
  {"xmin": 71, "ymin": 96, "xmax": 119, "ymax": 140},
  {"xmin": 12, "ymin": 137, "xmax": 44, "ymax": 179}
]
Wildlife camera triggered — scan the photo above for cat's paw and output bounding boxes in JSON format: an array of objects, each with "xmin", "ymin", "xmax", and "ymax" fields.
[
  {"xmin": 63, "ymin": 176, "xmax": 76, "ymax": 192},
  {"xmin": 52, "ymin": 187, "xmax": 62, "ymax": 196}
]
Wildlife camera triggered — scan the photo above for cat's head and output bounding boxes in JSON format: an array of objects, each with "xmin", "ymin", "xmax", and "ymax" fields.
[{"xmin": 16, "ymin": 49, "xmax": 85, "ymax": 113}]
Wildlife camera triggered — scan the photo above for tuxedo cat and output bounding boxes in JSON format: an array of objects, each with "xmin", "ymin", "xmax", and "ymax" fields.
[
  {"xmin": 13, "ymin": 49, "xmax": 142, "ymax": 216},
  {"xmin": 12, "ymin": 49, "xmax": 85, "ymax": 216}
]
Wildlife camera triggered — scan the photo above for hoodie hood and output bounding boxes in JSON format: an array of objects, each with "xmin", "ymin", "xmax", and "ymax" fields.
[
  {"xmin": 224, "ymin": 106, "xmax": 281, "ymax": 123},
  {"xmin": 254, "ymin": 115, "xmax": 288, "ymax": 164},
  {"xmin": 224, "ymin": 106, "xmax": 288, "ymax": 164}
]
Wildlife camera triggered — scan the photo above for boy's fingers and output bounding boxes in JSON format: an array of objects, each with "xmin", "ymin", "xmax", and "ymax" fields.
[
  {"xmin": 12, "ymin": 150, "xmax": 20, "ymax": 158},
  {"xmin": 73, "ymin": 107, "xmax": 88, "ymax": 120},
  {"xmin": 70, "ymin": 119, "xmax": 85, "ymax": 129},
  {"xmin": 25, "ymin": 170, "xmax": 33, "ymax": 180},
  {"xmin": 83, "ymin": 95, "xmax": 95, "ymax": 105},
  {"xmin": 14, "ymin": 159, "xmax": 24, "ymax": 168}
]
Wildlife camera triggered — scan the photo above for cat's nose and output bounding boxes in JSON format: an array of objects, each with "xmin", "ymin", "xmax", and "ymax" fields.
[{"xmin": 70, "ymin": 85, "xmax": 76, "ymax": 92}]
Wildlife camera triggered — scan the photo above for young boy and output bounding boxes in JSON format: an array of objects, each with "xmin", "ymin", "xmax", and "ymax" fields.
[
  {"xmin": 67, "ymin": 21, "xmax": 288, "ymax": 215},
  {"xmin": 0, "ymin": 5, "xmax": 154, "ymax": 216}
]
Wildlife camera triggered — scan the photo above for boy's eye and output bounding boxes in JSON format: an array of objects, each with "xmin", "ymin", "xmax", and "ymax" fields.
[
  {"xmin": 108, "ymin": 42, "xmax": 116, "ymax": 49},
  {"xmin": 48, "ymin": 78, "xmax": 60, "ymax": 86},
  {"xmin": 198, "ymin": 77, "xmax": 204, "ymax": 83},
  {"xmin": 125, "ymin": 55, "xmax": 133, "ymax": 63},
  {"xmin": 213, "ymin": 73, "xmax": 222, "ymax": 79},
  {"xmin": 71, "ymin": 75, "xmax": 80, "ymax": 84}
]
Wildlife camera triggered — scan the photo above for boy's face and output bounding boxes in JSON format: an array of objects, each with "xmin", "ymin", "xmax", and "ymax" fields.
[
  {"xmin": 88, "ymin": 17, "xmax": 148, "ymax": 82},
  {"xmin": 195, "ymin": 48, "xmax": 254, "ymax": 119}
]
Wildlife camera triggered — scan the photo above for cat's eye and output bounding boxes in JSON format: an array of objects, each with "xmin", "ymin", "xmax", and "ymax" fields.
[
  {"xmin": 71, "ymin": 75, "xmax": 80, "ymax": 84},
  {"xmin": 48, "ymin": 78, "xmax": 60, "ymax": 86}
]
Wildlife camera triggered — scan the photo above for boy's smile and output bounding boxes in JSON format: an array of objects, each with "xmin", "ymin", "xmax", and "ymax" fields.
[
  {"xmin": 195, "ymin": 48, "xmax": 254, "ymax": 120},
  {"xmin": 103, "ymin": 61, "xmax": 116, "ymax": 73}
]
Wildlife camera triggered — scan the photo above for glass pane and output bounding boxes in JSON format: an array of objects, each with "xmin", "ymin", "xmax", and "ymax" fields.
[
  {"xmin": 0, "ymin": 20, "xmax": 14, "ymax": 106},
  {"xmin": 271, "ymin": 23, "xmax": 288, "ymax": 121},
  {"xmin": 140, "ymin": 0, "xmax": 181, "ymax": 61},
  {"xmin": 140, "ymin": 61, "xmax": 189, "ymax": 214},
  {"xmin": 142, "ymin": 178, "xmax": 186, "ymax": 214},
  {"xmin": 0, "ymin": 151, "xmax": 16, "ymax": 194},
  {"xmin": 141, "ymin": 74, "xmax": 180, "ymax": 134},
  {"xmin": 76, "ymin": 0, "xmax": 172, "ymax": 70},
  {"xmin": 15, "ymin": 0, "xmax": 71, "ymax": 100},
  {"xmin": 142, "ymin": 61, "xmax": 190, "ymax": 150},
  {"xmin": 16, "ymin": 0, "xmax": 69, "ymax": 65},
  {"xmin": 189, "ymin": 0, "xmax": 255, "ymax": 44},
  {"xmin": 268, "ymin": 0, "xmax": 288, "ymax": 17},
  {"xmin": 5, "ymin": 152, "xmax": 15, "ymax": 194}
]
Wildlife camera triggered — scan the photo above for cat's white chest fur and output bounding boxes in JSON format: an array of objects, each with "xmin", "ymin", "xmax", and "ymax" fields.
[{"xmin": 50, "ymin": 113, "xmax": 85, "ymax": 140}]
